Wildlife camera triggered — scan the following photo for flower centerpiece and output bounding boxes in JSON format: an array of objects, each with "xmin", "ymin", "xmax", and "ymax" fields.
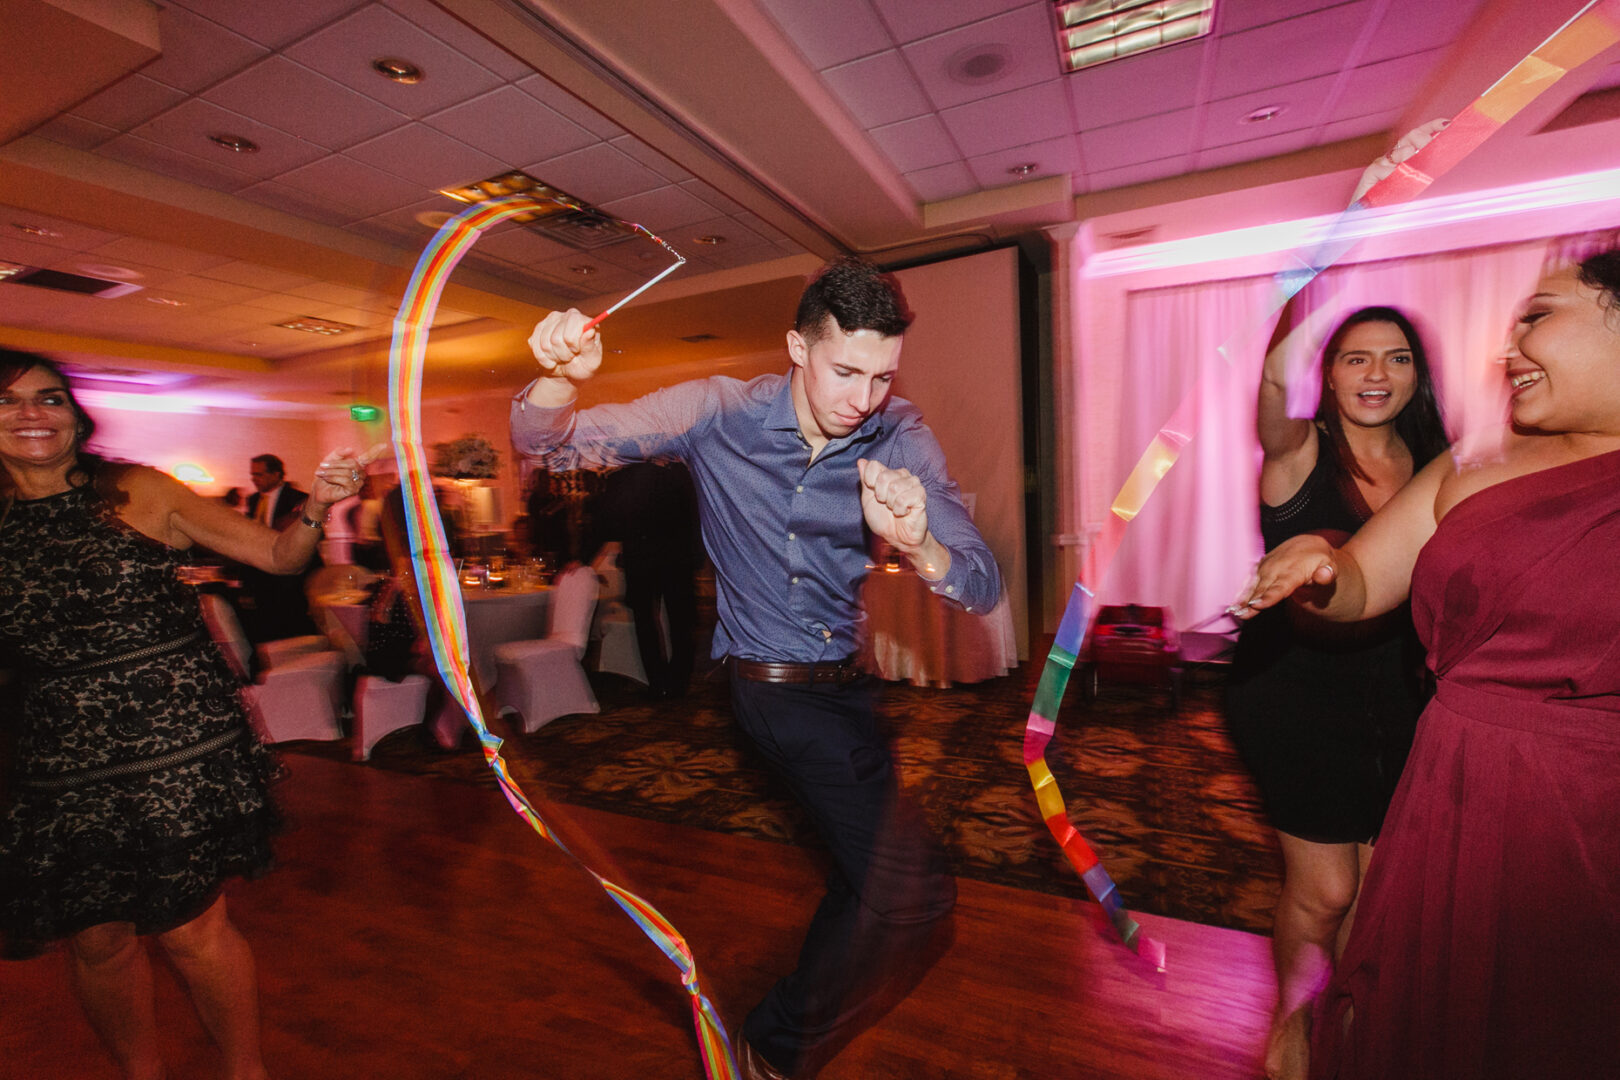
[{"xmin": 432, "ymin": 434, "xmax": 500, "ymax": 479}]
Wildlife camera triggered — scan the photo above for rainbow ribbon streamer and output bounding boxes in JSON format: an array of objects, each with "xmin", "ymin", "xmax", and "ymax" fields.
[
  {"xmin": 387, "ymin": 194, "xmax": 735, "ymax": 1078},
  {"xmin": 1026, "ymin": 0, "xmax": 1620, "ymax": 972}
]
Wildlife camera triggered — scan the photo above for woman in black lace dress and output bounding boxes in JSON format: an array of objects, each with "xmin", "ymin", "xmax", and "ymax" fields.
[
  {"xmin": 0, "ymin": 350, "xmax": 369, "ymax": 1079},
  {"xmin": 1224, "ymin": 300, "xmax": 1449, "ymax": 1080}
]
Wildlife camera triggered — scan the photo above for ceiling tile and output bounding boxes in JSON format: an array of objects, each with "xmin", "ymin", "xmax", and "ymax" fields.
[
  {"xmin": 237, "ymin": 180, "xmax": 364, "ymax": 228},
  {"xmin": 271, "ymin": 155, "xmax": 431, "ymax": 218},
  {"xmin": 1318, "ymin": 109, "xmax": 1400, "ymax": 146},
  {"xmin": 671, "ymin": 216, "xmax": 769, "ymax": 252},
  {"xmin": 532, "ymin": 256, "xmax": 643, "ymax": 295},
  {"xmin": 207, "ymin": 57, "xmax": 406, "ymax": 152},
  {"xmin": 1209, "ymin": 1, "xmax": 1372, "ymax": 99},
  {"xmin": 1084, "ymin": 154, "xmax": 1188, "ymax": 192},
  {"xmin": 426, "ymin": 86, "xmax": 596, "ymax": 166},
  {"xmin": 345, "ymin": 123, "xmax": 506, "ymax": 190},
  {"xmin": 159, "ymin": 275, "xmax": 268, "ymax": 304},
  {"xmin": 609, "ymin": 135, "xmax": 694, "ymax": 182},
  {"xmin": 382, "ymin": 0, "xmax": 536, "ymax": 80},
  {"xmin": 901, "ymin": 4, "xmax": 1063, "ymax": 111},
  {"xmin": 1326, "ymin": 51, "xmax": 1442, "ymax": 124},
  {"xmin": 350, "ymin": 195, "xmax": 463, "ymax": 248},
  {"xmin": 678, "ymin": 179, "xmax": 747, "ymax": 217},
  {"xmin": 872, "ymin": 0, "xmax": 1035, "ymax": 45},
  {"xmin": 88, "ymin": 236, "xmax": 235, "ymax": 274},
  {"xmin": 284, "ymin": 5, "xmax": 503, "ymax": 119},
  {"xmin": 30, "ymin": 115, "xmax": 119, "ymax": 152},
  {"xmin": 734, "ymin": 212, "xmax": 794, "ymax": 246},
  {"xmin": 965, "ymin": 134, "xmax": 1080, "ymax": 187},
  {"xmin": 0, "ymin": 210, "xmax": 122, "ymax": 253},
  {"xmin": 197, "ymin": 261, "xmax": 323, "ymax": 293},
  {"xmin": 98, "ymin": 134, "xmax": 259, "ymax": 193},
  {"xmin": 523, "ymin": 143, "xmax": 666, "ymax": 205},
  {"xmin": 469, "ymin": 225, "xmax": 576, "ymax": 267},
  {"xmin": 516, "ymin": 75, "xmax": 624, "ymax": 140},
  {"xmin": 139, "ymin": 5, "xmax": 269, "ymax": 93},
  {"xmin": 69, "ymin": 74, "xmax": 187, "ymax": 132},
  {"xmin": 1066, "ymin": 38, "xmax": 1207, "ymax": 129},
  {"xmin": 59, "ymin": 258, "xmax": 186, "ymax": 288},
  {"xmin": 1080, "ymin": 107, "xmax": 1197, "ymax": 171},
  {"xmin": 590, "ymin": 229, "xmax": 712, "ymax": 272},
  {"xmin": 1201, "ymin": 74, "xmax": 1338, "ymax": 149},
  {"xmin": 1361, "ymin": 0, "xmax": 1483, "ymax": 65},
  {"xmin": 904, "ymin": 160, "xmax": 981, "ymax": 201},
  {"xmin": 128, "ymin": 98, "xmax": 329, "ymax": 181},
  {"xmin": 1194, "ymin": 126, "xmax": 1318, "ymax": 171},
  {"xmin": 598, "ymin": 185, "xmax": 717, "ymax": 232},
  {"xmin": 164, "ymin": 0, "xmax": 369, "ymax": 49},
  {"xmin": 1218, "ymin": 0, "xmax": 1354, "ymax": 35},
  {"xmin": 868, "ymin": 114, "xmax": 961, "ymax": 172},
  {"xmin": 940, "ymin": 79, "xmax": 1070, "ymax": 155},
  {"xmin": 290, "ymin": 281, "xmax": 394, "ymax": 307},
  {"xmin": 757, "ymin": 0, "xmax": 892, "ymax": 69},
  {"xmin": 822, "ymin": 50, "xmax": 933, "ymax": 128},
  {"xmin": 0, "ymin": 234, "xmax": 82, "ymax": 268}
]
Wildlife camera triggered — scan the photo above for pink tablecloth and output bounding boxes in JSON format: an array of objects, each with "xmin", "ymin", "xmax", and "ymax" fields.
[{"xmin": 861, "ymin": 568, "xmax": 1017, "ymax": 687}]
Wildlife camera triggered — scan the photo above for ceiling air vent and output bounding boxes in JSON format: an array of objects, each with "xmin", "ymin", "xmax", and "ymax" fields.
[
  {"xmin": 1103, "ymin": 225, "xmax": 1159, "ymax": 249},
  {"xmin": 441, "ymin": 170, "xmax": 637, "ymax": 252},
  {"xmin": 679, "ymin": 333, "xmax": 720, "ymax": 343},
  {"xmin": 1, "ymin": 267, "xmax": 143, "ymax": 299}
]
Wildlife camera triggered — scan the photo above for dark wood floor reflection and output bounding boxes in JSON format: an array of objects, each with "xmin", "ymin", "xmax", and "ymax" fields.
[{"xmin": 1, "ymin": 754, "xmax": 1273, "ymax": 1078}]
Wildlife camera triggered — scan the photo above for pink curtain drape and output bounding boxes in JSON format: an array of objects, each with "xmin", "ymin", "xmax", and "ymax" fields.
[{"xmin": 1096, "ymin": 238, "xmax": 1560, "ymax": 628}]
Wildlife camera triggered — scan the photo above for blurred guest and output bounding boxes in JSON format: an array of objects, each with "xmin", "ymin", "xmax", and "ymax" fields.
[
  {"xmin": 240, "ymin": 454, "xmax": 319, "ymax": 642},
  {"xmin": 0, "ymin": 348, "xmax": 369, "ymax": 1079},
  {"xmin": 598, "ymin": 461, "xmax": 703, "ymax": 697}
]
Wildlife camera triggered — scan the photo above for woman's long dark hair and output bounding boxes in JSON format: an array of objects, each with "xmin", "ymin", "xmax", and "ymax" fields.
[
  {"xmin": 0, "ymin": 348, "xmax": 117, "ymax": 500},
  {"xmin": 1577, "ymin": 248, "xmax": 1620, "ymax": 311},
  {"xmin": 1311, "ymin": 306, "xmax": 1449, "ymax": 482}
]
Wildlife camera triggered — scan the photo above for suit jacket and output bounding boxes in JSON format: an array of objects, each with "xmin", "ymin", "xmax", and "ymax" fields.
[{"xmin": 245, "ymin": 484, "xmax": 308, "ymax": 530}]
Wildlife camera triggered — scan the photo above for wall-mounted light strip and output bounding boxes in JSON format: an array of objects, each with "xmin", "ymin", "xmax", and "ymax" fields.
[{"xmin": 1082, "ymin": 165, "xmax": 1620, "ymax": 278}]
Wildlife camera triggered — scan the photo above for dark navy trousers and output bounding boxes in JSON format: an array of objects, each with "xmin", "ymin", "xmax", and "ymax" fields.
[{"xmin": 730, "ymin": 674, "xmax": 955, "ymax": 1075}]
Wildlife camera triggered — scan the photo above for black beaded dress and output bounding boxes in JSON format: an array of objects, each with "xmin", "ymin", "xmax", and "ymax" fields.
[
  {"xmin": 1224, "ymin": 434, "xmax": 1427, "ymax": 844},
  {"xmin": 0, "ymin": 482, "xmax": 278, "ymax": 959}
]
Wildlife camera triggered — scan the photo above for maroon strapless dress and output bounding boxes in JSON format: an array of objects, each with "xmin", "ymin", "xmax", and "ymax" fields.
[{"xmin": 1311, "ymin": 448, "xmax": 1620, "ymax": 1078}]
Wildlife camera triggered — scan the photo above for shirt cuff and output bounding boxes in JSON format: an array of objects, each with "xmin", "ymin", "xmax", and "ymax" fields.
[{"xmin": 924, "ymin": 554, "xmax": 977, "ymax": 611}]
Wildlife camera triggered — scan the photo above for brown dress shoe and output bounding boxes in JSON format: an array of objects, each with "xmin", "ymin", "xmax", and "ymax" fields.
[{"xmin": 739, "ymin": 1036, "xmax": 792, "ymax": 1080}]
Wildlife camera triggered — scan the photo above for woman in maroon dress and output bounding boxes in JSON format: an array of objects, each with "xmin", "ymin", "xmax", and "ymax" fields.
[{"xmin": 1233, "ymin": 249, "xmax": 1620, "ymax": 1078}]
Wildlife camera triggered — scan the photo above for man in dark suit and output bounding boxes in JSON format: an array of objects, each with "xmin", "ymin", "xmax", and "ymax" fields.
[{"xmin": 240, "ymin": 454, "xmax": 318, "ymax": 642}]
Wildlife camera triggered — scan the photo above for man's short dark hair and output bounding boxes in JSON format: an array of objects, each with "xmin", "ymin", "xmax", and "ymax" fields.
[
  {"xmin": 251, "ymin": 454, "xmax": 285, "ymax": 476},
  {"xmin": 794, "ymin": 257, "xmax": 914, "ymax": 345}
]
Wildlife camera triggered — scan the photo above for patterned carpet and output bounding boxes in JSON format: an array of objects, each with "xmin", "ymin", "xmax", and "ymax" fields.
[{"xmin": 284, "ymin": 640, "xmax": 1284, "ymax": 935}]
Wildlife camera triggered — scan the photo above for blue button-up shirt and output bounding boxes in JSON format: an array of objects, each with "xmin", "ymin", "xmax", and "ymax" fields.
[{"xmin": 511, "ymin": 372, "xmax": 1001, "ymax": 663}]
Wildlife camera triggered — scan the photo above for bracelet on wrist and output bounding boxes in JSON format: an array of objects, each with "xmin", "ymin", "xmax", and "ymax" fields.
[{"xmin": 299, "ymin": 511, "xmax": 326, "ymax": 530}]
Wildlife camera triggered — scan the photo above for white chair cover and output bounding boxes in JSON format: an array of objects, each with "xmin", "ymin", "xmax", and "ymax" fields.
[
  {"xmin": 199, "ymin": 593, "xmax": 345, "ymax": 744},
  {"xmin": 494, "ymin": 565, "xmax": 600, "ymax": 733},
  {"xmin": 593, "ymin": 601, "xmax": 648, "ymax": 685},
  {"xmin": 353, "ymin": 674, "xmax": 430, "ymax": 761}
]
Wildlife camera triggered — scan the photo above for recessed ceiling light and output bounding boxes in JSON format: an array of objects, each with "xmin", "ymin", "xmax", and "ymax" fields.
[
  {"xmin": 570, "ymin": 265, "xmax": 597, "ymax": 276},
  {"xmin": 208, "ymin": 133, "xmax": 259, "ymax": 153},
  {"xmin": 12, "ymin": 223, "xmax": 62, "ymax": 238},
  {"xmin": 1007, "ymin": 163, "xmax": 1038, "ymax": 176},
  {"xmin": 276, "ymin": 316, "xmax": 359, "ymax": 336},
  {"xmin": 1055, "ymin": 0, "xmax": 1215, "ymax": 73},
  {"xmin": 145, "ymin": 296, "xmax": 186, "ymax": 307},
  {"xmin": 694, "ymin": 235, "xmax": 726, "ymax": 245},
  {"xmin": 1242, "ymin": 104, "xmax": 1285, "ymax": 124},
  {"xmin": 414, "ymin": 210, "xmax": 455, "ymax": 229},
  {"xmin": 373, "ymin": 57, "xmax": 424, "ymax": 84}
]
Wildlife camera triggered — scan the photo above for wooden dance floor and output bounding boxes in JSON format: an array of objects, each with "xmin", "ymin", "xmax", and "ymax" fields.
[{"xmin": 1, "ymin": 754, "xmax": 1274, "ymax": 1078}]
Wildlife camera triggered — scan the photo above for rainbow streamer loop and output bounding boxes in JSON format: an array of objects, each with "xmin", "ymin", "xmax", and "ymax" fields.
[
  {"xmin": 387, "ymin": 194, "xmax": 735, "ymax": 1078},
  {"xmin": 1025, "ymin": 0, "xmax": 1620, "ymax": 972}
]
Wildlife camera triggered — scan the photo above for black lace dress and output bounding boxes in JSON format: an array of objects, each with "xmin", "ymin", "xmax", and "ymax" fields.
[{"xmin": 0, "ymin": 483, "xmax": 278, "ymax": 959}]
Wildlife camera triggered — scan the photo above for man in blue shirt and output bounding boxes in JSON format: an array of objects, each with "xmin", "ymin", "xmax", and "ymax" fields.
[{"xmin": 512, "ymin": 258, "xmax": 1001, "ymax": 1078}]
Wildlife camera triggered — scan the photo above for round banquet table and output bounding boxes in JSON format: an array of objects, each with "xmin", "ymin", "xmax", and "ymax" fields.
[{"xmin": 861, "ymin": 567, "xmax": 1017, "ymax": 688}]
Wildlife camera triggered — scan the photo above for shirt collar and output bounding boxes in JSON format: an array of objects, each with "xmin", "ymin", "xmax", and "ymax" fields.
[{"xmin": 763, "ymin": 370, "xmax": 888, "ymax": 444}]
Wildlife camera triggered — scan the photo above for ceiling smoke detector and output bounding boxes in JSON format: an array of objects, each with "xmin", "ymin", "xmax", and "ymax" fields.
[
  {"xmin": 946, "ymin": 45, "xmax": 1012, "ymax": 85},
  {"xmin": 1007, "ymin": 163, "xmax": 1039, "ymax": 176},
  {"xmin": 1242, "ymin": 104, "xmax": 1285, "ymax": 124}
]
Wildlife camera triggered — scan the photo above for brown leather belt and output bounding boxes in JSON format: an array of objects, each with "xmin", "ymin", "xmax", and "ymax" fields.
[{"xmin": 728, "ymin": 656, "xmax": 863, "ymax": 686}]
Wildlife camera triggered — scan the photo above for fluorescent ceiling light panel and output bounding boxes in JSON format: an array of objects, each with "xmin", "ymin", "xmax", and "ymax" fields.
[{"xmin": 1056, "ymin": 0, "xmax": 1214, "ymax": 72}]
